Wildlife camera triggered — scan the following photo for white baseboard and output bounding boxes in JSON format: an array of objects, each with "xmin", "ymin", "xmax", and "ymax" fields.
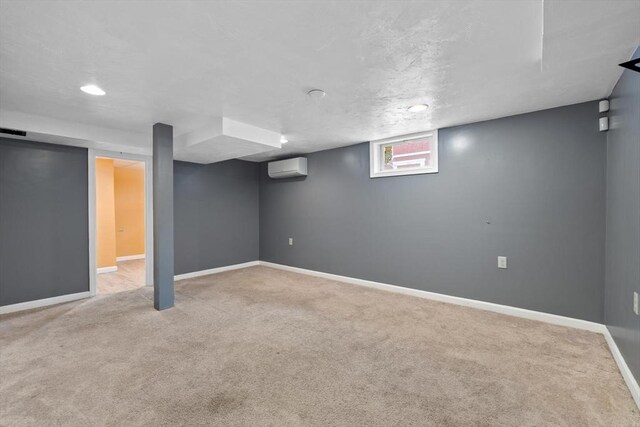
[
  {"xmin": 97, "ymin": 266, "xmax": 118, "ymax": 274},
  {"xmin": 174, "ymin": 261, "xmax": 260, "ymax": 281},
  {"xmin": 258, "ymin": 261, "xmax": 605, "ymax": 334},
  {"xmin": 0, "ymin": 291, "xmax": 91, "ymax": 315},
  {"xmin": 117, "ymin": 254, "xmax": 145, "ymax": 262},
  {"xmin": 604, "ymin": 328, "xmax": 640, "ymax": 408}
]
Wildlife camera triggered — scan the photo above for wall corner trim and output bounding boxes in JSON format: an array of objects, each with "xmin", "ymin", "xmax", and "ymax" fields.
[
  {"xmin": 116, "ymin": 254, "xmax": 145, "ymax": 262},
  {"xmin": 604, "ymin": 328, "xmax": 640, "ymax": 409},
  {"xmin": 97, "ymin": 266, "xmax": 118, "ymax": 274},
  {"xmin": 174, "ymin": 261, "xmax": 260, "ymax": 281},
  {"xmin": 0, "ymin": 292, "xmax": 91, "ymax": 315}
]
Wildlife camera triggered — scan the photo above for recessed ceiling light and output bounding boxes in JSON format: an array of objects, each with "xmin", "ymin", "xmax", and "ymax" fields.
[
  {"xmin": 280, "ymin": 136, "xmax": 288, "ymax": 144},
  {"xmin": 80, "ymin": 84, "xmax": 106, "ymax": 96},
  {"xmin": 307, "ymin": 89, "xmax": 326, "ymax": 99},
  {"xmin": 408, "ymin": 104, "xmax": 429, "ymax": 112}
]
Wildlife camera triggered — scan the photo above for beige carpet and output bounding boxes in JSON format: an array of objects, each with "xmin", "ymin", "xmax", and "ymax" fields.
[
  {"xmin": 1, "ymin": 266, "xmax": 638, "ymax": 426},
  {"xmin": 97, "ymin": 259, "xmax": 145, "ymax": 295}
]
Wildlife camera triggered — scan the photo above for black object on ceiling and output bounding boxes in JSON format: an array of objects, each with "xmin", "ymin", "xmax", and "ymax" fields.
[
  {"xmin": 619, "ymin": 57, "xmax": 640, "ymax": 73},
  {"xmin": 0, "ymin": 128, "xmax": 27, "ymax": 137}
]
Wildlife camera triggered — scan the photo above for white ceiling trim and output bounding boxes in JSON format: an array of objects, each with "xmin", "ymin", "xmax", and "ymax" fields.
[{"xmin": 0, "ymin": 109, "xmax": 150, "ymax": 155}]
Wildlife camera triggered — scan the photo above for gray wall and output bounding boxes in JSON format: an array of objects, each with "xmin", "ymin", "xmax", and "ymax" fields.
[
  {"xmin": 0, "ymin": 145, "xmax": 260, "ymax": 306},
  {"xmin": 605, "ymin": 47, "xmax": 640, "ymax": 381},
  {"xmin": 259, "ymin": 101, "xmax": 606, "ymax": 322},
  {"xmin": 154, "ymin": 123, "xmax": 175, "ymax": 310},
  {"xmin": 0, "ymin": 138, "xmax": 89, "ymax": 306},
  {"xmin": 174, "ymin": 159, "xmax": 259, "ymax": 275}
]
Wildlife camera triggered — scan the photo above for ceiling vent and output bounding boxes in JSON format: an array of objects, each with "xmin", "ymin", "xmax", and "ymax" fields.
[
  {"xmin": 268, "ymin": 157, "xmax": 308, "ymax": 179},
  {"xmin": 0, "ymin": 128, "xmax": 27, "ymax": 137}
]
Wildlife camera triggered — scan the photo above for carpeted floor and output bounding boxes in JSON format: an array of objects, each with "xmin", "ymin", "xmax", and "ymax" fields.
[
  {"xmin": 97, "ymin": 259, "xmax": 145, "ymax": 295},
  {"xmin": 1, "ymin": 266, "xmax": 638, "ymax": 426}
]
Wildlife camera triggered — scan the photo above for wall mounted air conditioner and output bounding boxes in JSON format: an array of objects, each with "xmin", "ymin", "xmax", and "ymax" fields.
[{"xmin": 268, "ymin": 157, "xmax": 307, "ymax": 179}]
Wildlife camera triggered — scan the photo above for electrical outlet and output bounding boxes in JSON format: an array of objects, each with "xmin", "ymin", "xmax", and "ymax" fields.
[
  {"xmin": 634, "ymin": 292, "xmax": 639, "ymax": 316},
  {"xmin": 497, "ymin": 256, "xmax": 507, "ymax": 269},
  {"xmin": 288, "ymin": 237, "xmax": 293, "ymax": 246}
]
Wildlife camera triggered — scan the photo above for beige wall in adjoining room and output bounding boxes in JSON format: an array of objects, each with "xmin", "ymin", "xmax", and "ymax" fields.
[
  {"xmin": 96, "ymin": 158, "xmax": 116, "ymax": 268},
  {"xmin": 114, "ymin": 166, "xmax": 145, "ymax": 257}
]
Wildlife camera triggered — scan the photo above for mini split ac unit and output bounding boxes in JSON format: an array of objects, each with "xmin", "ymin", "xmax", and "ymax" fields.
[{"xmin": 268, "ymin": 157, "xmax": 307, "ymax": 179}]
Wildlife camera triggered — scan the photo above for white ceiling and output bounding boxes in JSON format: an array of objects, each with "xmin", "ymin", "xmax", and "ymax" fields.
[{"xmin": 1, "ymin": 0, "xmax": 638, "ymax": 162}]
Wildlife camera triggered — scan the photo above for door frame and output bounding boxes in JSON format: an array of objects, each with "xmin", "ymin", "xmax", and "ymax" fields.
[{"xmin": 88, "ymin": 149, "xmax": 153, "ymax": 296}]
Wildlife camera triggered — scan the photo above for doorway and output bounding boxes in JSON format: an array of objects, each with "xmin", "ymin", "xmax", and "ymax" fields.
[{"xmin": 88, "ymin": 150, "xmax": 153, "ymax": 296}]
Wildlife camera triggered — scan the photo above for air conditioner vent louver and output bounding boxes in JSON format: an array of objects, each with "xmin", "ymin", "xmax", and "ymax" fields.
[{"xmin": 268, "ymin": 157, "xmax": 307, "ymax": 179}]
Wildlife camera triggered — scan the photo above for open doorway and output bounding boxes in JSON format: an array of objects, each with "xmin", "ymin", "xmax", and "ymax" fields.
[{"xmin": 89, "ymin": 150, "xmax": 153, "ymax": 296}]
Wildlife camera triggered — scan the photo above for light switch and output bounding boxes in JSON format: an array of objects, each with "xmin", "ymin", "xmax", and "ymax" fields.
[
  {"xmin": 288, "ymin": 237, "xmax": 293, "ymax": 246},
  {"xmin": 498, "ymin": 256, "xmax": 507, "ymax": 269},
  {"xmin": 634, "ymin": 292, "xmax": 639, "ymax": 316}
]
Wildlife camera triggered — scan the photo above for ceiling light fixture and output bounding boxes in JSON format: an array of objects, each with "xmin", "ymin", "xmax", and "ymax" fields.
[
  {"xmin": 280, "ymin": 136, "xmax": 288, "ymax": 144},
  {"xmin": 80, "ymin": 84, "xmax": 106, "ymax": 96},
  {"xmin": 307, "ymin": 89, "xmax": 326, "ymax": 99},
  {"xmin": 408, "ymin": 104, "xmax": 429, "ymax": 112}
]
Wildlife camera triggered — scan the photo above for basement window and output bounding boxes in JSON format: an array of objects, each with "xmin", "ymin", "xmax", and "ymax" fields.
[{"xmin": 369, "ymin": 131, "xmax": 438, "ymax": 178}]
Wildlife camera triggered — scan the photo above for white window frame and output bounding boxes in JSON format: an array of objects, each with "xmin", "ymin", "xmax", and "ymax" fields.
[{"xmin": 369, "ymin": 130, "xmax": 438, "ymax": 178}]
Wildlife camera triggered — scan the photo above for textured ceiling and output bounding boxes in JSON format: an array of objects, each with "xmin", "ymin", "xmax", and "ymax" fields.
[{"xmin": 0, "ymin": 0, "xmax": 638, "ymax": 162}]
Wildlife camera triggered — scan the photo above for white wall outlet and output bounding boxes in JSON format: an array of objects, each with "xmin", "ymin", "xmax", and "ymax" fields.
[
  {"xmin": 288, "ymin": 237, "xmax": 293, "ymax": 246},
  {"xmin": 497, "ymin": 256, "xmax": 507, "ymax": 269},
  {"xmin": 634, "ymin": 292, "xmax": 639, "ymax": 316}
]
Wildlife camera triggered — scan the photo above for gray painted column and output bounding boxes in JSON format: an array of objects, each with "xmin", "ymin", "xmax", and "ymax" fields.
[{"xmin": 153, "ymin": 123, "xmax": 175, "ymax": 310}]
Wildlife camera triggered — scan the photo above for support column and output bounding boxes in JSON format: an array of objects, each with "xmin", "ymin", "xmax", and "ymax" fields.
[{"xmin": 153, "ymin": 123, "xmax": 174, "ymax": 310}]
